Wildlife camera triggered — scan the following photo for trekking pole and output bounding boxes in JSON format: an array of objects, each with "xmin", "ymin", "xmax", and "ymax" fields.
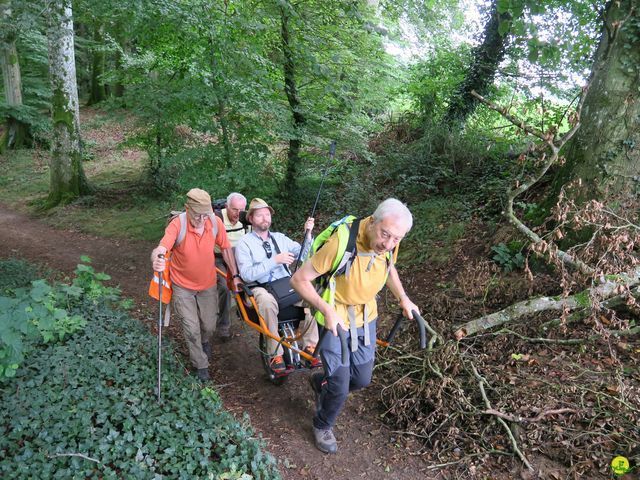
[
  {"xmin": 294, "ymin": 141, "xmax": 337, "ymax": 272},
  {"xmin": 156, "ymin": 254, "xmax": 164, "ymax": 403}
]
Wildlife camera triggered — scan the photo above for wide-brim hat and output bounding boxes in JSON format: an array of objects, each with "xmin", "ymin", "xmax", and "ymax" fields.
[
  {"xmin": 185, "ymin": 188, "xmax": 213, "ymax": 215},
  {"xmin": 248, "ymin": 197, "xmax": 274, "ymax": 217}
]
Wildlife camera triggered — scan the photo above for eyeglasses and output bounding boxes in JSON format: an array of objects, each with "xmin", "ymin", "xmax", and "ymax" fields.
[
  {"xmin": 190, "ymin": 212, "xmax": 208, "ymax": 221},
  {"xmin": 262, "ymin": 241, "xmax": 272, "ymax": 258}
]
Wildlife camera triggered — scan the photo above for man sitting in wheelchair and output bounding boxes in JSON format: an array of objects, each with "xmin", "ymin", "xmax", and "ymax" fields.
[{"xmin": 235, "ymin": 198, "xmax": 320, "ymax": 373}]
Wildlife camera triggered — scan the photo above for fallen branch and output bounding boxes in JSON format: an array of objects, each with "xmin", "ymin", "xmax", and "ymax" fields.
[
  {"xmin": 482, "ymin": 407, "xmax": 576, "ymax": 424},
  {"xmin": 470, "ymin": 90, "xmax": 594, "ymax": 276},
  {"xmin": 48, "ymin": 452, "xmax": 101, "ymax": 464},
  {"xmin": 455, "ymin": 268, "xmax": 640, "ymax": 338},
  {"xmin": 470, "ymin": 363, "xmax": 533, "ymax": 471}
]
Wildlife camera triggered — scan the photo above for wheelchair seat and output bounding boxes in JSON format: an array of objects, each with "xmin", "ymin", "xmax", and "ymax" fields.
[{"xmin": 277, "ymin": 305, "xmax": 306, "ymax": 324}]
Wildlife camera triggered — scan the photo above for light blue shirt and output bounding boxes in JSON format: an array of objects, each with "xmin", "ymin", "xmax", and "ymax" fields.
[{"xmin": 235, "ymin": 231, "xmax": 311, "ymax": 284}]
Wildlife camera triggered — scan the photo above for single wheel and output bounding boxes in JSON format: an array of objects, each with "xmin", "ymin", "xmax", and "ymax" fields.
[{"xmin": 259, "ymin": 333, "xmax": 287, "ymax": 386}]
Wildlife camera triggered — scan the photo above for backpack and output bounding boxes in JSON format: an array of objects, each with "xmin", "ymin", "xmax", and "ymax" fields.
[{"xmin": 310, "ymin": 215, "xmax": 394, "ymax": 326}]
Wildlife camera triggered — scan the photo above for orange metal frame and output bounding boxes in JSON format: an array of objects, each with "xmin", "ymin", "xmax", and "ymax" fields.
[
  {"xmin": 219, "ymin": 268, "xmax": 315, "ymax": 363},
  {"xmin": 219, "ymin": 268, "xmax": 391, "ymax": 359}
]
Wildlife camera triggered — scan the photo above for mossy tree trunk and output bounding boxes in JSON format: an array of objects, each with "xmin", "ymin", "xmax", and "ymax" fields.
[
  {"xmin": 0, "ymin": 0, "xmax": 31, "ymax": 151},
  {"xmin": 444, "ymin": 0, "xmax": 513, "ymax": 129},
  {"xmin": 554, "ymin": 0, "xmax": 640, "ymax": 202},
  {"xmin": 280, "ymin": 4, "xmax": 305, "ymax": 192},
  {"xmin": 46, "ymin": 0, "xmax": 90, "ymax": 207}
]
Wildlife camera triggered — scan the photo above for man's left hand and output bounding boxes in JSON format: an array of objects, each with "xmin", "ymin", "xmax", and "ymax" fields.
[
  {"xmin": 232, "ymin": 276, "xmax": 242, "ymax": 293},
  {"xmin": 400, "ymin": 295, "xmax": 420, "ymax": 319},
  {"xmin": 304, "ymin": 217, "xmax": 314, "ymax": 233}
]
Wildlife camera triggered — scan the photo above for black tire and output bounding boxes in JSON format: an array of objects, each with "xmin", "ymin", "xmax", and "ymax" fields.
[{"xmin": 259, "ymin": 333, "xmax": 287, "ymax": 386}]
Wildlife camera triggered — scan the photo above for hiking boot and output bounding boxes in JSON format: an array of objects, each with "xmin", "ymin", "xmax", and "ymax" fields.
[
  {"xmin": 202, "ymin": 342, "xmax": 212, "ymax": 360},
  {"xmin": 269, "ymin": 355, "xmax": 286, "ymax": 373},
  {"xmin": 196, "ymin": 368, "xmax": 210, "ymax": 382},
  {"xmin": 303, "ymin": 345, "xmax": 322, "ymax": 368},
  {"xmin": 313, "ymin": 427, "xmax": 337, "ymax": 454},
  {"xmin": 308, "ymin": 370, "xmax": 324, "ymax": 414}
]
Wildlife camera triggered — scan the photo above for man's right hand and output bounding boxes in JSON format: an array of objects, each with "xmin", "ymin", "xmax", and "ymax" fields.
[
  {"xmin": 275, "ymin": 252, "xmax": 295, "ymax": 266},
  {"xmin": 153, "ymin": 254, "xmax": 166, "ymax": 272},
  {"xmin": 323, "ymin": 309, "xmax": 345, "ymax": 336}
]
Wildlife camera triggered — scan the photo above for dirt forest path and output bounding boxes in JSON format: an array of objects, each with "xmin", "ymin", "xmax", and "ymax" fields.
[{"xmin": 0, "ymin": 206, "xmax": 433, "ymax": 480}]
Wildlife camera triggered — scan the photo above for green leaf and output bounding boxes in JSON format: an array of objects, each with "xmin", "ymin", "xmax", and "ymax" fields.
[
  {"xmin": 29, "ymin": 280, "xmax": 52, "ymax": 302},
  {"xmin": 497, "ymin": 0, "xmax": 511, "ymax": 14},
  {"xmin": 498, "ymin": 19, "xmax": 511, "ymax": 37},
  {"xmin": 79, "ymin": 255, "xmax": 92, "ymax": 263}
]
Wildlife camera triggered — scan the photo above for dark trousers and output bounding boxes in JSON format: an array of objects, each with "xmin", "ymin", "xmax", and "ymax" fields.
[
  {"xmin": 313, "ymin": 320, "xmax": 377, "ymax": 430},
  {"xmin": 215, "ymin": 257, "xmax": 231, "ymax": 331}
]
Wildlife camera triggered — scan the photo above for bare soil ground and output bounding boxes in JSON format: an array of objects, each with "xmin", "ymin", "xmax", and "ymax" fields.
[{"xmin": 0, "ymin": 206, "xmax": 434, "ymax": 480}]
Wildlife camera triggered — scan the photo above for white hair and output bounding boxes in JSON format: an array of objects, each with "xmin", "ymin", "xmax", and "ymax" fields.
[
  {"xmin": 372, "ymin": 198, "xmax": 413, "ymax": 232},
  {"xmin": 226, "ymin": 192, "xmax": 247, "ymax": 206}
]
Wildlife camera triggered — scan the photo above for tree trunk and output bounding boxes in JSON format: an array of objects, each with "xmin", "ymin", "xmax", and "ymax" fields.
[
  {"xmin": 207, "ymin": 35, "xmax": 232, "ymax": 169},
  {"xmin": 47, "ymin": 0, "xmax": 90, "ymax": 207},
  {"xmin": 280, "ymin": 4, "xmax": 305, "ymax": 191},
  {"xmin": 113, "ymin": 38, "xmax": 126, "ymax": 99},
  {"xmin": 444, "ymin": 0, "xmax": 512, "ymax": 128},
  {"xmin": 554, "ymin": 0, "xmax": 640, "ymax": 201},
  {"xmin": 0, "ymin": 0, "xmax": 31, "ymax": 150},
  {"xmin": 87, "ymin": 25, "xmax": 106, "ymax": 105}
]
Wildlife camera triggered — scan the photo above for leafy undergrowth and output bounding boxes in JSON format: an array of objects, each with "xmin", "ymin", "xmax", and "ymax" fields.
[
  {"xmin": 377, "ymin": 247, "xmax": 640, "ymax": 478},
  {"xmin": 0, "ymin": 258, "xmax": 279, "ymax": 480}
]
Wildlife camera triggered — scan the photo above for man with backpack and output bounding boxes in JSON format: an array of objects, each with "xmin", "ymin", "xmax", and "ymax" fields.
[
  {"xmin": 235, "ymin": 198, "xmax": 320, "ymax": 373},
  {"xmin": 151, "ymin": 188, "xmax": 241, "ymax": 382},
  {"xmin": 214, "ymin": 192, "xmax": 251, "ymax": 340},
  {"xmin": 290, "ymin": 198, "xmax": 419, "ymax": 454}
]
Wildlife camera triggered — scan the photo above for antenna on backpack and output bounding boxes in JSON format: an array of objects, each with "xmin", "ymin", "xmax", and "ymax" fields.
[{"xmin": 293, "ymin": 141, "xmax": 337, "ymax": 272}]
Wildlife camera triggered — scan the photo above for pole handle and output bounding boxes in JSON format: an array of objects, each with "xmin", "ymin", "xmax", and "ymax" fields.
[
  {"xmin": 412, "ymin": 310, "xmax": 427, "ymax": 350},
  {"xmin": 385, "ymin": 314, "xmax": 405, "ymax": 344},
  {"xmin": 314, "ymin": 324, "xmax": 348, "ymax": 364}
]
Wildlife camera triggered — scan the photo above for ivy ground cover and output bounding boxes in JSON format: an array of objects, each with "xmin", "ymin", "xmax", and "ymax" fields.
[{"xmin": 0, "ymin": 259, "xmax": 279, "ymax": 479}]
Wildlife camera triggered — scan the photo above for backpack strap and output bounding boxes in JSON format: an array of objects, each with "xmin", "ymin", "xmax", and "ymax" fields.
[
  {"xmin": 332, "ymin": 217, "xmax": 361, "ymax": 278},
  {"xmin": 268, "ymin": 234, "xmax": 292, "ymax": 277},
  {"xmin": 175, "ymin": 212, "xmax": 219, "ymax": 248}
]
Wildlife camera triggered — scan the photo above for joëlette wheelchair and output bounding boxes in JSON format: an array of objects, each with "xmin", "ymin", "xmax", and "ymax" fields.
[{"xmin": 219, "ymin": 268, "xmax": 428, "ymax": 385}]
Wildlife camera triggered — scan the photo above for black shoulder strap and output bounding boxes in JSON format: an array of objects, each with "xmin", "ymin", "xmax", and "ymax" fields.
[
  {"xmin": 345, "ymin": 218, "xmax": 360, "ymax": 256},
  {"xmin": 332, "ymin": 217, "xmax": 361, "ymax": 277},
  {"xmin": 268, "ymin": 234, "xmax": 292, "ymax": 277}
]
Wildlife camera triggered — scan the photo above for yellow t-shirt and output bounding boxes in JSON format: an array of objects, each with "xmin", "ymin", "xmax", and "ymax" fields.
[{"xmin": 310, "ymin": 216, "xmax": 398, "ymax": 327}]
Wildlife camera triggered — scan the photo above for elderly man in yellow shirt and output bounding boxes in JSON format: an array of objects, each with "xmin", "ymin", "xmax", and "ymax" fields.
[{"xmin": 291, "ymin": 198, "xmax": 419, "ymax": 454}]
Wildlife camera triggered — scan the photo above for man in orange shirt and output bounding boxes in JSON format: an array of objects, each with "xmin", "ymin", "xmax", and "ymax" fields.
[{"xmin": 151, "ymin": 188, "xmax": 241, "ymax": 381}]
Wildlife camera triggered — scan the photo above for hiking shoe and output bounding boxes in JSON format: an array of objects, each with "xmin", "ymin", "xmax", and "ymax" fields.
[
  {"xmin": 269, "ymin": 355, "xmax": 286, "ymax": 373},
  {"xmin": 313, "ymin": 427, "xmax": 337, "ymax": 454},
  {"xmin": 303, "ymin": 345, "xmax": 322, "ymax": 368},
  {"xmin": 196, "ymin": 368, "xmax": 210, "ymax": 382},
  {"xmin": 308, "ymin": 370, "xmax": 324, "ymax": 414},
  {"xmin": 202, "ymin": 342, "xmax": 212, "ymax": 360}
]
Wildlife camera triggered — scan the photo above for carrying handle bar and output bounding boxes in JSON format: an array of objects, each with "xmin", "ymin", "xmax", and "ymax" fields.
[
  {"xmin": 385, "ymin": 309, "xmax": 427, "ymax": 350},
  {"xmin": 314, "ymin": 323, "xmax": 348, "ymax": 364}
]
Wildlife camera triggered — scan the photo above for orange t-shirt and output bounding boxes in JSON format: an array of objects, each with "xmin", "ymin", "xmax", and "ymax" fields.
[{"xmin": 159, "ymin": 215, "xmax": 230, "ymax": 291}]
